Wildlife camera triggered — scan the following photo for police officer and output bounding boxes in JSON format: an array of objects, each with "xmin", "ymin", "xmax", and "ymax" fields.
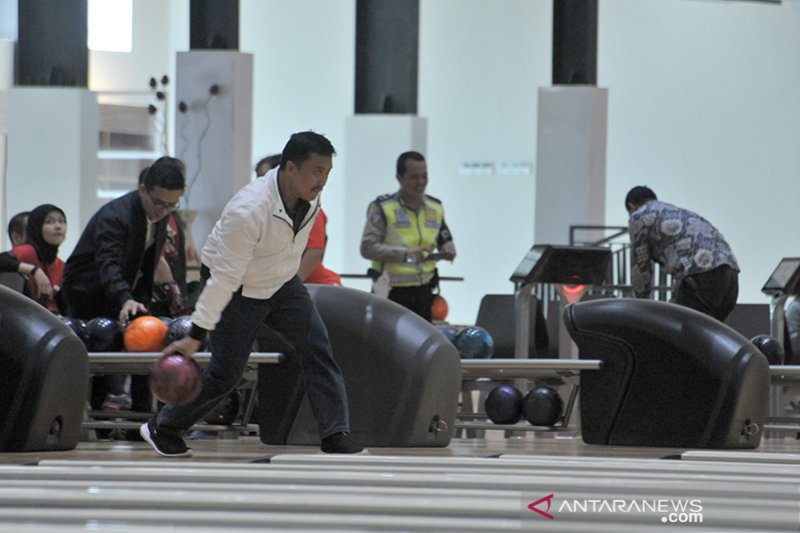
[{"xmin": 360, "ymin": 151, "xmax": 456, "ymax": 321}]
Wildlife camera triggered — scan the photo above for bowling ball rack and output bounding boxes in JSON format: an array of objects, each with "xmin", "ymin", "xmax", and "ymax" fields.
[
  {"xmin": 83, "ymin": 351, "xmax": 283, "ymax": 436},
  {"xmin": 455, "ymin": 358, "xmax": 602, "ymax": 436}
]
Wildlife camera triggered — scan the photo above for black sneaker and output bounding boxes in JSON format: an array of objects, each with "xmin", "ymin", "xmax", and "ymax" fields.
[
  {"xmin": 139, "ymin": 420, "xmax": 192, "ymax": 458},
  {"xmin": 320, "ymin": 432, "xmax": 366, "ymax": 454}
]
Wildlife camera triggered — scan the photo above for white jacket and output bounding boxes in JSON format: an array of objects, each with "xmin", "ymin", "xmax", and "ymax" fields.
[{"xmin": 191, "ymin": 168, "xmax": 319, "ymax": 331}]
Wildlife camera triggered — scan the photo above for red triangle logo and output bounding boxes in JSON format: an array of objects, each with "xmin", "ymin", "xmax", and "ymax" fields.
[{"xmin": 528, "ymin": 493, "xmax": 555, "ymax": 520}]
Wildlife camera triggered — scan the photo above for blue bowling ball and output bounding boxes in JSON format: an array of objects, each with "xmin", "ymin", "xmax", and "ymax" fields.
[
  {"xmin": 455, "ymin": 326, "xmax": 494, "ymax": 359},
  {"xmin": 436, "ymin": 325, "xmax": 461, "ymax": 344}
]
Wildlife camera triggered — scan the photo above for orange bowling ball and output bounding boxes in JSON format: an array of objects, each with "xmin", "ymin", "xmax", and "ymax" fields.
[
  {"xmin": 124, "ymin": 315, "xmax": 169, "ymax": 352},
  {"xmin": 431, "ymin": 294, "xmax": 449, "ymax": 321}
]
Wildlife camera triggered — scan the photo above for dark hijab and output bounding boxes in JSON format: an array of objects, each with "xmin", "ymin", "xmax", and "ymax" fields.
[{"xmin": 25, "ymin": 204, "xmax": 66, "ymax": 265}]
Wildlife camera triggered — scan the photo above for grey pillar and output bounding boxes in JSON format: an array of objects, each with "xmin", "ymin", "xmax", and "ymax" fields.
[
  {"xmin": 16, "ymin": 0, "xmax": 87, "ymax": 86},
  {"xmin": 190, "ymin": 0, "xmax": 239, "ymax": 50},
  {"xmin": 355, "ymin": 0, "xmax": 419, "ymax": 113},
  {"xmin": 552, "ymin": 0, "xmax": 597, "ymax": 85}
]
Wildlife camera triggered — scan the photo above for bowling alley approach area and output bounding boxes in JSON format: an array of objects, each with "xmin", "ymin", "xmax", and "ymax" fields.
[{"xmin": 2, "ymin": 424, "xmax": 800, "ymax": 531}]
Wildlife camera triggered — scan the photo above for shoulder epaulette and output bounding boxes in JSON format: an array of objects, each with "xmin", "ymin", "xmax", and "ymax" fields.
[
  {"xmin": 374, "ymin": 193, "xmax": 396, "ymax": 204},
  {"xmin": 424, "ymin": 194, "xmax": 442, "ymax": 205}
]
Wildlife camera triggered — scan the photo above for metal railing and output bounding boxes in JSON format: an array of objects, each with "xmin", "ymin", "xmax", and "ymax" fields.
[{"xmin": 569, "ymin": 224, "xmax": 672, "ymax": 299}]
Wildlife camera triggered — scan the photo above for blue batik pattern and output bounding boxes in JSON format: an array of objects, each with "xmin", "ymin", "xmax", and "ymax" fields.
[{"xmin": 628, "ymin": 200, "xmax": 739, "ymax": 298}]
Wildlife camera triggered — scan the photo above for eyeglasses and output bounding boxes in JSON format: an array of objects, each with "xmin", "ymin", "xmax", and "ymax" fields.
[{"xmin": 147, "ymin": 190, "xmax": 180, "ymax": 211}]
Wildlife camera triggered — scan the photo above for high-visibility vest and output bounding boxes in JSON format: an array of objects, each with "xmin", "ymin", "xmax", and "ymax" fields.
[{"xmin": 372, "ymin": 196, "xmax": 444, "ymax": 287}]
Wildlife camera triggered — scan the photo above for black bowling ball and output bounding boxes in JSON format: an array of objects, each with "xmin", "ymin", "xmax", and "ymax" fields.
[
  {"xmin": 166, "ymin": 316, "xmax": 193, "ymax": 345},
  {"xmin": 85, "ymin": 317, "xmax": 124, "ymax": 352},
  {"xmin": 522, "ymin": 386, "xmax": 564, "ymax": 427},
  {"xmin": 750, "ymin": 334, "xmax": 785, "ymax": 365},
  {"xmin": 60, "ymin": 317, "xmax": 88, "ymax": 343},
  {"xmin": 484, "ymin": 385, "xmax": 523, "ymax": 425}
]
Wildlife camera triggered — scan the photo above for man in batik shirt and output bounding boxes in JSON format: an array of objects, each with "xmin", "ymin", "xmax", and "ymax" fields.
[{"xmin": 626, "ymin": 186, "xmax": 739, "ymax": 321}]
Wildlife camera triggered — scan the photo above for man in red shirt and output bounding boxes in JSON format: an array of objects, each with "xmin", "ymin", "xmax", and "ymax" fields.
[{"xmin": 298, "ymin": 208, "xmax": 341, "ymax": 286}]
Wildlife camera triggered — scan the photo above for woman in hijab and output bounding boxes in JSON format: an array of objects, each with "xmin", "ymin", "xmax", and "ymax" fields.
[{"xmin": 0, "ymin": 204, "xmax": 67, "ymax": 313}]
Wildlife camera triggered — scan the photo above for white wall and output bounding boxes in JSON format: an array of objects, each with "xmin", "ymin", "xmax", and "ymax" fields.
[
  {"xmin": 599, "ymin": 0, "xmax": 800, "ymax": 307},
  {"xmin": 6, "ymin": 88, "xmax": 99, "ymax": 257},
  {"xmin": 0, "ymin": 0, "xmax": 16, "ymax": 41},
  {"xmin": 0, "ymin": 39, "xmax": 11, "ymax": 249}
]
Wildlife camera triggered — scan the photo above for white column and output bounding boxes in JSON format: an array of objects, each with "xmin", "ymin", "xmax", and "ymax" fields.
[
  {"xmin": 534, "ymin": 86, "xmax": 608, "ymax": 246},
  {"xmin": 342, "ymin": 115, "xmax": 427, "ymax": 284},
  {"xmin": 175, "ymin": 51, "xmax": 253, "ymax": 254},
  {"xmin": 0, "ymin": 39, "xmax": 8, "ymax": 246},
  {"xmin": 6, "ymin": 87, "xmax": 99, "ymax": 257}
]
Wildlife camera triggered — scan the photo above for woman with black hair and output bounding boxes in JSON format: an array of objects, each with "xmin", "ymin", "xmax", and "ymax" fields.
[{"xmin": 0, "ymin": 204, "xmax": 67, "ymax": 313}]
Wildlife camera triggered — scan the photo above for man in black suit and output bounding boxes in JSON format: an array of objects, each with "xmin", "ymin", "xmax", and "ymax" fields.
[
  {"xmin": 63, "ymin": 157, "xmax": 185, "ymax": 322},
  {"xmin": 63, "ymin": 156, "xmax": 185, "ymax": 413}
]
